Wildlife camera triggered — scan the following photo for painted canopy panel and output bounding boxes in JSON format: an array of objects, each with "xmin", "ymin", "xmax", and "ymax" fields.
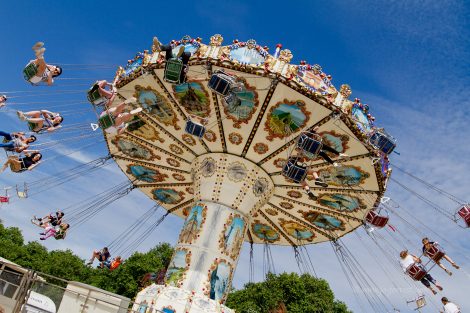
[{"xmin": 106, "ymin": 35, "xmax": 391, "ymax": 246}]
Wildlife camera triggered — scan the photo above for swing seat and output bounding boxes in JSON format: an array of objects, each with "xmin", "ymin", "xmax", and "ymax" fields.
[
  {"xmin": 0, "ymin": 196, "xmax": 9, "ymax": 203},
  {"xmin": 425, "ymin": 243, "xmax": 445, "ymax": 263},
  {"xmin": 208, "ymin": 71, "xmax": 238, "ymax": 96},
  {"xmin": 297, "ymin": 132, "xmax": 323, "ymax": 156},
  {"xmin": 223, "ymin": 92, "xmax": 242, "ymax": 112},
  {"xmin": 99, "ymin": 113, "xmax": 115, "ymax": 129},
  {"xmin": 365, "ymin": 210, "xmax": 389, "ymax": 228},
  {"xmin": 415, "ymin": 296, "xmax": 426, "ymax": 308},
  {"xmin": 369, "ymin": 129, "xmax": 396, "ymax": 155},
  {"xmin": 456, "ymin": 204, "xmax": 470, "ymax": 227},
  {"xmin": 23, "ymin": 62, "xmax": 38, "ymax": 81},
  {"xmin": 87, "ymin": 83, "xmax": 108, "ymax": 106},
  {"xmin": 27, "ymin": 122, "xmax": 40, "ymax": 132},
  {"xmin": 282, "ymin": 157, "xmax": 308, "ymax": 183},
  {"xmin": 185, "ymin": 118, "xmax": 206, "ymax": 138},
  {"xmin": 406, "ymin": 263, "xmax": 427, "ymax": 281},
  {"xmin": 164, "ymin": 58, "xmax": 184, "ymax": 84}
]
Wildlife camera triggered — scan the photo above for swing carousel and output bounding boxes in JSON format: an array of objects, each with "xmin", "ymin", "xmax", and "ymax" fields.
[{"xmin": 100, "ymin": 34, "xmax": 394, "ymax": 313}]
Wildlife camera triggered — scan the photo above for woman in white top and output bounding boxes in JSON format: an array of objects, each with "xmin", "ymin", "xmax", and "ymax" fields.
[
  {"xmin": 441, "ymin": 297, "xmax": 460, "ymax": 313},
  {"xmin": 27, "ymin": 43, "xmax": 62, "ymax": 86},
  {"xmin": 399, "ymin": 250, "xmax": 443, "ymax": 295}
]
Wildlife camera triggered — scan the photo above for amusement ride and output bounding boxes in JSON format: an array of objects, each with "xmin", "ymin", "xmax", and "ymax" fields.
[{"xmin": 0, "ymin": 34, "xmax": 468, "ymax": 313}]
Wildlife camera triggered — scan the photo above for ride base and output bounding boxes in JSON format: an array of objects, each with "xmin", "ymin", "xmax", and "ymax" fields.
[{"xmin": 134, "ymin": 154, "xmax": 274, "ymax": 313}]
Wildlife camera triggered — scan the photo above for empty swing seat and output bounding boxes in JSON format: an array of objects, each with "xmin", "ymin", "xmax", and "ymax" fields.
[
  {"xmin": 282, "ymin": 158, "xmax": 308, "ymax": 183},
  {"xmin": 164, "ymin": 59, "xmax": 184, "ymax": 84},
  {"xmin": 23, "ymin": 62, "xmax": 38, "ymax": 82},
  {"xmin": 406, "ymin": 263, "xmax": 427, "ymax": 281},
  {"xmin": 185, "ymin": 118, "xmax": 206, "ymax": 138},
  {"xmin": 456, "ymin": 204, "xmax": 470, "ymax": 227},
  {"xmin": 415, "ymin": 296, "xmax": 426, "ymax": 308},
  {"xmin": 425, "ymin": 243, "xmax": 445, "ymax": 263},
  {"xmin": 297, "ymin": 132, "xmax": 323, "ymax": 156},
  {"xmin": 87, "ymin": 83, "xmax": 108, "ymax": 106},
  {"xmin": 208, "ymin": 71, "xmax": 238, "ymax": 96},
  {"xmin": 365, "ymin": 210, "xmax": 389, "ymax": 228},
  {"xmin": 369, "ymin": 129, "xmax": 396, "ymax": 155}
]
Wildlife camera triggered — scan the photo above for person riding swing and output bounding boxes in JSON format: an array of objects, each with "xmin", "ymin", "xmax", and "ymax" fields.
[
  {"xmin": 153, "ymin": 37, "xmax": 191, "ymax": 84},
  {"xmin": 17, "ymin": 110, "xmax": 64, "ymax": 133},
  {"xmin": 0, "ymin": 130, "xmax": 36, "ymax": 153},
  {"xmin": 421, "ymin": 238, "xmax": 459, "ymax": 276},
  {"xmin": 400, "ymin": 250, "xmax": 443, "ymax": 295},
  {"xmin": 24, "ymin": 42, "xmax": 62, "ymax": 86},
  {"xmin": 0, "ymin": 152, "xmax": 42, "ymax": 173}
]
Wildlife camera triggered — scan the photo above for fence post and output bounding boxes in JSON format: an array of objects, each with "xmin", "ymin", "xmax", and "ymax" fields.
[{"xmin": 12, "ymin": 269, "xmax": 36, "ymax": 313}]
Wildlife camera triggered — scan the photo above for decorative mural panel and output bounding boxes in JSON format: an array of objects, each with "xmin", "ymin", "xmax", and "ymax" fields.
[
  {"xmin": 265, "ymin": 100, "xmax": 310, "ymax": 141},
  {"xmin": 280, "ymin": 219, "xmax": 315, "ymax": 242},
  {"xmin": 173, "ymin": 82, "xmax": 210, "ymax": 117},
  {"xmin": 134, "ymin": 85, "xmax": 179, "ymax": 128},
  {"xmin": 165, "ymin": 248, "xmax": 191, "ymax": 287},
  {"xmin": 351, "ymin": 104, "xmax": 372, "ymax": 133},
  {"xmin": 113, "ymin": 138, "xmax": 156, "ymax": 161},
  {"xmin": 219, "ymin": 214, "xmax": 246, "ymax": 259},
  {"xmin": 252, "ymin": 221, "xmax": 280, "ymax": 242},
  {"xmin": 301, "ymin": 211, "xmax": 345, "ymax": 231},
  {"xmin": 318, "ymin": 166, "xmax": 369, "ymax": 187},
  {"xmin": 130, "ymin": 123, "xmax": 164, "ymax": 142},
  {"xmin": 126, "ymin": 164, "xmax": 168, "ymax": 183},
  {"xmin": 200, "ymin": 158, "xmax": 216, "ymax": 177},
  {"xmin": 223, "ymin": 80, "xmax": 258, "ymax": 128},
  {"xmin": 253, "ymin": 178, "xmax": 269, "ymax": 197},
  {"xmin": 153, "ymin": 188, "xmax": 184, "ymax": 204},
  {"xmin": 317, "ymin": 194, "xmax": 366, "ymax": 212},
  {"xmin": 296, "ymin": 65, "xmax": 335, "ymax": 95},
  {"xmin": 179, "ymin": 203, "xmax": 207, "ymax": 244},
  {"xmin": 228, "ymin": 40, "xmax": 266, "ymax": 65},
  {"xmin": 227, "ymin": 162, "xmax": 247, "ymax": 182},
  {"xmin": 206, "ymin": 259, "xmax": 233, "ymax": 302}
]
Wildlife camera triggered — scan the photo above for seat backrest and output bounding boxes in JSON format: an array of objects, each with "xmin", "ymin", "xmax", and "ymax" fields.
[{"xmin": 23, "ymin": 63, "xmax": 38, "ymax": 81}]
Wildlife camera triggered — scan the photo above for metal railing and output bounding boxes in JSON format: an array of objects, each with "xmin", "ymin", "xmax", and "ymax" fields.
[{"xmin": 0, "ymin": 262, "xmax": 164, "ymax": 313}]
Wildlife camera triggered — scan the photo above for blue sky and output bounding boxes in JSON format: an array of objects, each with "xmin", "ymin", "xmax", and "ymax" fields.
[{"xmin": 1, "ymin": 1, "xmax": 469, "ymax": 312}]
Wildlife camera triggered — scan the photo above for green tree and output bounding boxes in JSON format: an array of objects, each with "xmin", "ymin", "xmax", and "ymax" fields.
[
  {"xmin": 0, "ymin": 220, "xmax": 173, "ymax": 299},
  {"xmin": 226, "ymin": 272, "xmax": 351, "ymax": 313}
]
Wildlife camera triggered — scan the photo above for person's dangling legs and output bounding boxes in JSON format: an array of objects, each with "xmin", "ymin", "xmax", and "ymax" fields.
[{"xmin": 40, "ymin": 226, "xmax": 56, "ymax": 240}]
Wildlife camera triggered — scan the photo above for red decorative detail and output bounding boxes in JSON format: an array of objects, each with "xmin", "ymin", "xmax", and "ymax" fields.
[
  {"xmin": 406, "ymin": 263, "xmax": 427, "ymax": 281},
  {"xmin": 457, "ymin": 205, "xmax": 470, "ymax": 227},
  {"xmin": 0, "ymin": 196, "xmax": 9, "ymax": 203},
  {"xmin": 425, "ymin": 244, "xmax": 445, "ymax": 263},
  {"xmin": 276, "ymin": 44, "xmax": 282, "ymax": 48},
  {"xmin": 365, "ymin": 210, "xmax": 389, "ymax": 228}
]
